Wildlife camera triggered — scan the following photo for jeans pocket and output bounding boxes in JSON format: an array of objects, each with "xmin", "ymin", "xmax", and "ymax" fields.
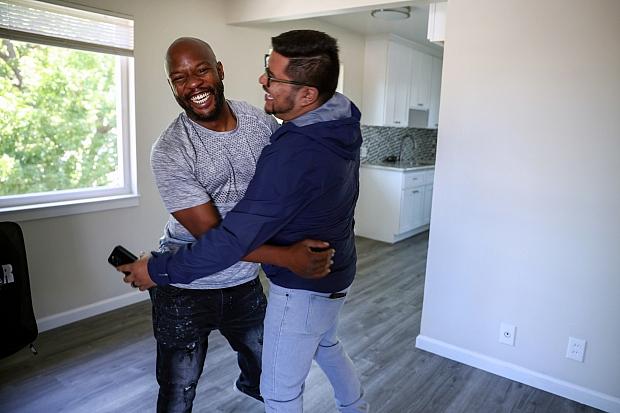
[
  {"xmin": 150, "ymin": 286, "xmax": 201, "ymax": 348},
  {"xmin": 306, "ymin": 294, "xmax": 346, "ymax": 334},
  {"xmin": 266, "ymin": 288, "xmax": 307, "ymax": 335},
  {"xmin": 240, "ymin": 279, "xmax": 267, "ymax": 314}
]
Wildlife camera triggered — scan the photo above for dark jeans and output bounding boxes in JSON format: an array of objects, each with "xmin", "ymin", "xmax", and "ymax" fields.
[{"xmin": 149, "ymin": 278, "xmax": 267, "ymax": 413}]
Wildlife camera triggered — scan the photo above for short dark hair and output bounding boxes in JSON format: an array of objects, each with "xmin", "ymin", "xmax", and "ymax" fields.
[{"xmin": 271, "ymin": 30, "xmax": 340, "ymax": 104}]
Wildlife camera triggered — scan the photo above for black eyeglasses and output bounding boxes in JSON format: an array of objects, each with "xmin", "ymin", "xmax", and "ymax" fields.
[{"xmin": 264, "ymin": 67, "xmax": 315, "ymax": 88}]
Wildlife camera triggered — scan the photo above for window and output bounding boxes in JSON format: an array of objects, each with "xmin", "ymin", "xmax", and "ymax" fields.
[{"xmin": 0, "ymin": 0, "xmax": 136, "ymax": 220}]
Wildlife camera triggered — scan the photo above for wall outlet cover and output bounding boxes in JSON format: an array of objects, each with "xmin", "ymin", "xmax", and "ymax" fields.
[
  {"xmin": 566, "ymin": 337, "xmax": 586, "ymax": 362},
  {"xmin": 499, "ymin": 322, "xmax": 516, "ymax": 346}
]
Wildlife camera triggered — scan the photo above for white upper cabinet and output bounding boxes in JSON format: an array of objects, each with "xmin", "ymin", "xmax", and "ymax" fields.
[
  {"xmin": 427, "ymin": 2, "xmax": 447, "ymax": 45},
  {"xmin": 409, "ymin": 50, "xmax": 432, "ymax": 110},
  {"xmin": 386, "ymin": 41, "xmax": 413, "ymax": 127},
  {"xmin": 427, "ymin": 56, "xmax": 443, "ymax": 129},
  {"xmin": 362, "ymin": 37, "xmax": 412, "ymax": 127},
  {"xmin": 363, "ymin": 35, "xmax": 442, "ymax": 129}
]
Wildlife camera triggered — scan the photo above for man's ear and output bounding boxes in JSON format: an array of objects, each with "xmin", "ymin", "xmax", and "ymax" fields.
[
  {"xmin": 299, "ymin": 86, "xmax": 319, "ymax": 107},
  {"xmin": 217, "ymin": 61, "xmax": 225, "ymax": 81}
]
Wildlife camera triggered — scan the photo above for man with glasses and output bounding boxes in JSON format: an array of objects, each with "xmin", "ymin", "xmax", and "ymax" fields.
[{"xmin": 122, "ymin": 30, "xmax": 368, "ymax": 412}]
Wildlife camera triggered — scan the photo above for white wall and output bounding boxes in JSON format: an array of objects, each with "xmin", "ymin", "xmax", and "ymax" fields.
[
  {"xmin": 417, "ymin": 0, "xmax": 620, "ymax": 411},
  {"xmin": 11, "ymin": 0, "xmax": 366, "ymax": 329}
]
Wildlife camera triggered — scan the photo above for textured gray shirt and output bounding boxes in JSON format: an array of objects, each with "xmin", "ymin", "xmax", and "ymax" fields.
[{"xmin": 150, "ymin": 100, "xmax": 279, "ymax": 289}]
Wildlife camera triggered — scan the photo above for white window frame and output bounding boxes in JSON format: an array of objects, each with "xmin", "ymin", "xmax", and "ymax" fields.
[{"xmin": 0, "ymin": 0, "xmax": 138, "ymax": 221}]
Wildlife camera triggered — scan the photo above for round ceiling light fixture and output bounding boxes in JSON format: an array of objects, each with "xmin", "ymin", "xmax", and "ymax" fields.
[{"xmin": 370, "ymin": 6, "xmax": 411, "ymax": 21}]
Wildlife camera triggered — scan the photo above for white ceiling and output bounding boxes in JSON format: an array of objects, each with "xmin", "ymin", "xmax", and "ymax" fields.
[{"xmin": 315, "ymin": 2, "xmax": 441, "ymax": 51}]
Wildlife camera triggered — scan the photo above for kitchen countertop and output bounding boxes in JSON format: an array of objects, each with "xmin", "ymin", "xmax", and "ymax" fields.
[{"xmin": 361, "ymin": 160, "xmax": 435, "ymax": 172}]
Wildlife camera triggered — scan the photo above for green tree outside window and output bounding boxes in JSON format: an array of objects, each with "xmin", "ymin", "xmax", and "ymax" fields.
[{"xmin": 0, "ymin": 38, "xmax": 120, "ymax": 197}]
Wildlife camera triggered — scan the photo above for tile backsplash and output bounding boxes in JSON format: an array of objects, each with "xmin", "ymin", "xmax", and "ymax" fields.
[{"xmin": 360, "ymin": 125, "xmax": 437, "ymax": 164}]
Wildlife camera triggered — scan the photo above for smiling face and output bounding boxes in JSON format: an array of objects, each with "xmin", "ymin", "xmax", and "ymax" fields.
[
  {"xmin": 259, "ymin": 51, "xmax": 304, "ymax": 121},
  {"xmin": 166, "ymin": 39, "xmax": 226, "ymax": 126}
]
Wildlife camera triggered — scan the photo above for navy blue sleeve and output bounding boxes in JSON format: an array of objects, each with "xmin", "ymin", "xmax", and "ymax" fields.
[{"xmin": 148, "ymin": 134, "xmax": 323, "ymax": 285}]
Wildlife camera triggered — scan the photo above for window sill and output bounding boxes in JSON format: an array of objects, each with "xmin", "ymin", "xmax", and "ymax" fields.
[{"xmin": 0, "ymin": 193, "xmax": 140, "ymax": 222}]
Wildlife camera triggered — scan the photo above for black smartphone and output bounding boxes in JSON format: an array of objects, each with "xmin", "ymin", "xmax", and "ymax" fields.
[
  {"xmin": 108, "ymin": 245, "xmax": 138, "ymax": 275},
  {"xmin": 310, "ymin": 246, "xmax": 331, "ymax": 252}
]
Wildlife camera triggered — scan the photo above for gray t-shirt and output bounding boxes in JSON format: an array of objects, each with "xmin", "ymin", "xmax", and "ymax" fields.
[{"xmin": 150, "ymin": 100, "xmax": 279, "ymax": 289}]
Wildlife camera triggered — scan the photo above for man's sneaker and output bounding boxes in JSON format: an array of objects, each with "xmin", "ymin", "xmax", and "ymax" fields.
[{"xmin": 232, "ymin": 380, "xmax": 264, "ymax": 403}]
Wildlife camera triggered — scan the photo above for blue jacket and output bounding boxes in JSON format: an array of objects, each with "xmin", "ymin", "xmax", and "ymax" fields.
[{"xmin": 148, "ymin": 93, "xmax": 362, "ymax": 293}]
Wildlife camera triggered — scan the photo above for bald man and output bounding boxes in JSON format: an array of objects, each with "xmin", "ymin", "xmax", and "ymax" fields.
[{"xmin": 144, "ymin": 37, "xmax": 333, "ymax": 413}]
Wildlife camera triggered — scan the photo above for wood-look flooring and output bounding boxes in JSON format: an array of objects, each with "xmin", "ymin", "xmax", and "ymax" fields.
[{"xmin": 0, "ymin": 233, "xmax": 602, "ymax": 413}]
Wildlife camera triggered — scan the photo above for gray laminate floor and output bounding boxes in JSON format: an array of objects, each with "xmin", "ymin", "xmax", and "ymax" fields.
[{"xmin": 0, "ymin": 233, "xmax": 602, "ymax": 413}]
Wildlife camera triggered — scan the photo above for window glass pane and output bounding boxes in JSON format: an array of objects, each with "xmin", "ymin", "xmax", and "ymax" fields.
[
  {"xmin": 0, "ymin": 0, "xmax": 134, "ymax": 55},
  {"xmin": 0, "ymin": 38, "xmax": 123, "ymax": 197}
]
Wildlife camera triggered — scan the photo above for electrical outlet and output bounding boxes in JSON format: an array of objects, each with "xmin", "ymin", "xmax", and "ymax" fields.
[
  {"xmin": 499, "ymin": 322, "xmax": 516, "ymax": 346},
  {"xmin": 566, "ymin": 337, "xmax": 586, "ymax": 362}
]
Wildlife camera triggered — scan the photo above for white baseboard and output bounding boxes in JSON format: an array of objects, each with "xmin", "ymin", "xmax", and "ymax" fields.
[
  {"xmin": 37, "ymin": 291, "xmax": 150, "ymax": 333},
  {"xmin": 415, "ymin": 335, "xmax": 620, "ymax": 413}
]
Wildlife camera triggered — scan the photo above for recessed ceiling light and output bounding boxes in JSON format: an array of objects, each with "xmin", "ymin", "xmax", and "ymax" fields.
[{"xmin": 370, "ymin": 6, "xmax": 411, "ymax": 21}]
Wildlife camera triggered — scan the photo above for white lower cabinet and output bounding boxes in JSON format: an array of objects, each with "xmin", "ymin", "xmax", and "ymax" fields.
[
  {"xmin": 355, "ymin": 166, "xmax": 434, "ymax": 243},
  {"xmin": 399, "ymin": 185, "xmax": 425, "ymax": 233},
  {"xmin": 422, "ymin": 185, "xmax": 433, "ymax": 224}
]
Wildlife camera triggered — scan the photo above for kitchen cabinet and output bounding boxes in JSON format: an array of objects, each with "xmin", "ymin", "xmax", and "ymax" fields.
[
  {"xmin": 422, "ymin": 185, "xmax": 433, "ymax": 224},
  {"xmin": 408, "ymin": 55, "xmax": 443, "ymax": 129},
  {"xmin": 427, "ymin": 56, "xmax": 443, "ymax": 129},
  {"xmin": 363, "ymin": 35, "xmax": 443, "ymax": 129},
  {"xmin": 399, "ymin": 184, "xmax": 425, "ymax": 233},
  {"xmin": 355, "ymin": 165, "xmax": 434, "ymax": 243},
  {"xmin": 427, "ymin": 2, "xmax": 447, "ymax": 45},
  {"xmin": 362, "ymin": 38, "xmax": 412, "ymax": 127},
  {"xmin": 409, "ymin": 50, "xmax": 432, "ymax": 110}
]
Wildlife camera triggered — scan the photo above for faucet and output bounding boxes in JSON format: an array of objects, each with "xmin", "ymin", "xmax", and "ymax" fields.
[{"xmin": 398, "ymin": 135, "xmax": 417, "ymax": 163}]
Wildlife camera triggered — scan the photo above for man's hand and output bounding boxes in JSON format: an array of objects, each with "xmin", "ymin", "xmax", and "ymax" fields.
[
  {"xmin": 117, "ymin": 255, "xmax": 156, "ymax": 291},
  {"xmin": 283, "ymin": 239, "xmax": 335, "ymax": 279}
]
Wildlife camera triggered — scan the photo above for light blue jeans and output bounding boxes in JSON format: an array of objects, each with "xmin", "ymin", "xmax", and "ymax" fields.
[{"xmin": 261, "ymin": 282, "xmax": 369, "ymax": 413}]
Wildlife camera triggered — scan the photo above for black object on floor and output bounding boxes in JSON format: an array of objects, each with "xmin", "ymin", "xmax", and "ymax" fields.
[{"xmin": 0, "ymin": 221, "xmax": 38, "ymax": 359}]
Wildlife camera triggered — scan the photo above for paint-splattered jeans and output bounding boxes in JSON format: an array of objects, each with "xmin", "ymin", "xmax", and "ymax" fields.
[{"xmin": 149, "ymin": 277, "xmax": 267, "ymax": 413}]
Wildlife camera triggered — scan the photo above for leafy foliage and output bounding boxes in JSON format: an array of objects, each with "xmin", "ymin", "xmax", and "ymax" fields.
[{"xmin": 0, "ymin": 39, "xmax": 119, "ymax": 196}]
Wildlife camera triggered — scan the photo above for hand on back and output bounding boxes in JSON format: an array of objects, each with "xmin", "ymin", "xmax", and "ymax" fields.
[{"xmin": 284, "ymin": 239, "xmax": 335, "ymax": 279}]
